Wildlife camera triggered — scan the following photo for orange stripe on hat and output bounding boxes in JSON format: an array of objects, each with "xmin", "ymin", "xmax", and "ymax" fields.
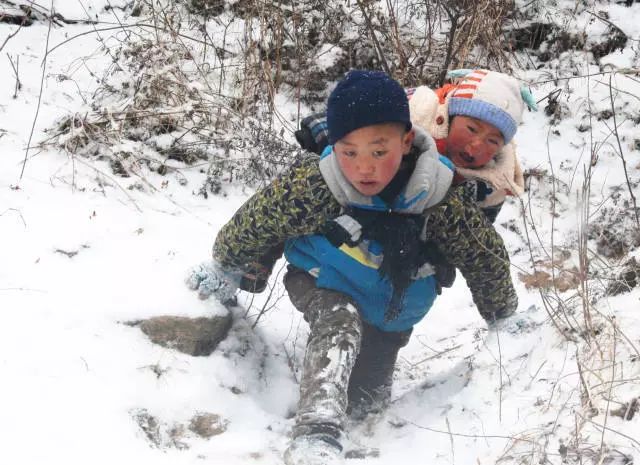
[
  {"xmin": 453, "ymin": 92, "xmax": 474, "ymax": 98},
  {"xmin": 456, "ymin": 84, "xmax": 478, "ymax": 90},
  {"xmin": 464, "ymin": 77, "xmax": 483, "ymax": 82}
]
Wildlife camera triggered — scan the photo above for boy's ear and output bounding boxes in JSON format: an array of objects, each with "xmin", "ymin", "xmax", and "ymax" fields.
[{"xmin": 402, "ymin": 128, "xmax": 415, "ymax": 155}]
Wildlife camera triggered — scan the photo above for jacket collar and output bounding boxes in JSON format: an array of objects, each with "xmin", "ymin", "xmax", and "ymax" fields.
[{"xmin": 319, "ymin": 127, "xmax": 454, "ymax": 214}]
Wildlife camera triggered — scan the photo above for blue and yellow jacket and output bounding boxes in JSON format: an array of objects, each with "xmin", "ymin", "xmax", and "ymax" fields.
[{"xmin": 284, "ymin": 128, "xmax": 453, "ymax": 331}]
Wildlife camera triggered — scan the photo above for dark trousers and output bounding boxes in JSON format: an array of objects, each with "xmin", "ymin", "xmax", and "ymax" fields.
[{"xmin": 284, "ymin": 267, "xmax": 411, "ymax": 438}]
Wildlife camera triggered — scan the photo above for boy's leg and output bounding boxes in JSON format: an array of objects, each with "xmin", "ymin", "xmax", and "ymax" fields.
[
  {"xmin": 347, "ymin": 323, "xmax": 412, "ymax": 418},
  {"xmin": 284, "ymin": 267, "xmax": 363, "ymax": 445}
]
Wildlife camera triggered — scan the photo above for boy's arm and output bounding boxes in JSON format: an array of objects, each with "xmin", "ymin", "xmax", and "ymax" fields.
[
  {"xmin": 424, "ymin": 186, "xmax": 517, "ymax": 321},
  {"xmin": 213, "ymin": 154, "xmax": 342, "ymax": 276}
]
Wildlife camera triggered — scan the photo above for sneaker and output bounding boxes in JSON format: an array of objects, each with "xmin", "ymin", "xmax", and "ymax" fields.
[{"xmin": 284, "ymin": 433, "xmax": 344, "ymax": 465}]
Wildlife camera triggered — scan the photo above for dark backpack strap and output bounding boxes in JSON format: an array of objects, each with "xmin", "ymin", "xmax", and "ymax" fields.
[{"xmin": 294, "ymin": 112, "xmax": 329, "ymax": 155}]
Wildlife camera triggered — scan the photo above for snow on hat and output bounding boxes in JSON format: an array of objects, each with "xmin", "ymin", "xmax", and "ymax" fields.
[
  {"xmin": 327, "ymin": 70, "xmax": 412, "ymax": 144},
  {"xmin": 447, "ymin": 69, "xmax": 537, "ymax": 143}
]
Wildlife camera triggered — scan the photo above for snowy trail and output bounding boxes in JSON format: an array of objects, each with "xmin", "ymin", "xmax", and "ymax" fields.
[{"xmin": 2, "ymin": 1, "xmax": 640, "ymax": 464}]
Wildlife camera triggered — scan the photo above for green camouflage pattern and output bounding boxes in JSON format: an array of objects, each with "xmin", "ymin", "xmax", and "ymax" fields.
[
  {"xmin": 422, "ymin": 187, "xmax": 518, "ymax": 318},
  {"xmin": 213, "ymin": 153, "xmax": 341, "ymax": 272},
  {"xmin": 213, "ymin": 152, "xmax": 517, "ymax": 320}
]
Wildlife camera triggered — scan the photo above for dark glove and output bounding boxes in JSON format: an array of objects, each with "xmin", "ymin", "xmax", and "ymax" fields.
[
  {"xmin": 320, "ymin": 214, "xmax": 363, "ymax": 248},
  {"xmin": 239, "ymin": 262, "xmax": 271, "ymax": 293},
  {"xmin": 434, "ymin": 263, "xmax": 456, "ymax": 293},
  {"xmin": 238, "ymin": 243, "xmax": 284, "ymax": 293}
]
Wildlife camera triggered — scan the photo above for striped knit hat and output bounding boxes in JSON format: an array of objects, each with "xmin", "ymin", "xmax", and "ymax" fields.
[{"xmin": 447, "ymin": 69, "xmax": 535, "ymax": 143}]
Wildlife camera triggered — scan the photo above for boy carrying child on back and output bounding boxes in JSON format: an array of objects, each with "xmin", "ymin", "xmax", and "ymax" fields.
[{"xmin": 187, "ymin": 70, "xmax": 518, "ymax": 465}]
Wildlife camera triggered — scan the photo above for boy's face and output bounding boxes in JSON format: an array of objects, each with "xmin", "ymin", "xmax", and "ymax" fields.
[
  {"xmin": 334, "ymin": 123, "xmax": 414, "ymax": 196},
  {"xmin": 446, "ymin": 115, "xmax": 505, "ymax": 169}
]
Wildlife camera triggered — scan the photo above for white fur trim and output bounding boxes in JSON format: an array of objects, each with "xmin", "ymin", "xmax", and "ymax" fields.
[
  {"xmin": 456, "ymin": 142, "xmax": 525, "ymax": 207},
  {"xmin": 409, "ymin": 86, "xmax": 449, "ymax": 141}
]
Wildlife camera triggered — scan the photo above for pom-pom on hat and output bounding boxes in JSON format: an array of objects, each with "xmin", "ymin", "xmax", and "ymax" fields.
[
  {"xmin": 327, "ymin": 70, "xmax": 412, "ymax": 144},
  {"xmin": 447, "ymin": 69, "xmax": 537, "ymax": 143}
]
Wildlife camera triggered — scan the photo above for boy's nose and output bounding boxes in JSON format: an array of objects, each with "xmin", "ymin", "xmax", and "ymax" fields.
[
  {"xmin": 465, "ymin": 137, "xmax": 483, "ymax": 154},
  {"xmin": 358, "ymin": 162, "xmax": 375, "ymax": 175}
]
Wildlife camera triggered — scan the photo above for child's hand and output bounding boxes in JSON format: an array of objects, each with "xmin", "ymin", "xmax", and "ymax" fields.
[
  {"xmin": 185, "ymin": 261, "xmax": 238, "ymax": 304},
  {"xmin": 483, "ymin": 308, "xmax": 516, "ymax": 332},
  {"xmin": 486, "ymin": 306, "xmax": 540, "ymax": 335},
  {"xmin": 487, "ymin": 314, "xmax": 540, "ymax": 336},
  {"xmin": 321, "ymin": 214, "xmax": 363, "ymax": 248}
]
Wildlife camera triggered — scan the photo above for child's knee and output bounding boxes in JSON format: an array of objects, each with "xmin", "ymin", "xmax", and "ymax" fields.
[{"xmin": 309, "ymin": 301, "xmax": 362, "ymax": 342}]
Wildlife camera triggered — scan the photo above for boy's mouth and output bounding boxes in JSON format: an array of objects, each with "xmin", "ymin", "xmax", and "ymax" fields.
[
  {"xmin": 458, "ymin": 151, "xmax": 475, "ymax": 165},
  {"xmin": 356, "ymin": 180, "xmax": 380, "ymax": 193}
]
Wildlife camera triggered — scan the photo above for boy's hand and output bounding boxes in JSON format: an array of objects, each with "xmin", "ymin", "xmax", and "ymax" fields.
[
  {"xmin": 480, "ymin": 292, "xmax": 518, "ymax": 326},
  {"xmin": 486, "ymin": 310, "xmax": 539, "ymax": 336},
  {"xmin": 186, "ymin": 261, "xmax": 238, "ymax": 304},
  {"xmin": 483, "ymin": 306, "xmax": 515, "ymax": 325}
]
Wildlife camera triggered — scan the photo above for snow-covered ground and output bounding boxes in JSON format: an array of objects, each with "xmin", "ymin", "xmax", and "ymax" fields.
[{"xmin": 1, "ymin": 1, "xmax": 640, "ymax": 464}]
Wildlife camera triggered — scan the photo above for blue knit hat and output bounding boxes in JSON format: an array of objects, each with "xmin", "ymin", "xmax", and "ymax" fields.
[{"xmin": 327, "ymin": 70, "xmax": 412, "ymax": 144}]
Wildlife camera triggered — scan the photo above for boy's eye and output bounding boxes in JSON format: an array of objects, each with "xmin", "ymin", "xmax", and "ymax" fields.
[
  {"xmin": 342, "ymin": 150, "xmax": 357, "ymax": 158},
  {"xmin": 487, "ymin": 138, "xmax": 500, "ymax": 146},
  {"xmin": 372, "ymin": 150, "xmax": 387, "ymax": 157},
  {"xmin": 466, "ymin": 125, "xmax": 478, "ymax": 134}
]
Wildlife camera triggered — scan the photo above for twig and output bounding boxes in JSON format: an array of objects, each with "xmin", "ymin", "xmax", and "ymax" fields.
[
  {"xmin": 525, "ymin": 360, "xmax": 547, "ymax": 390},
  {"xmin": 397, "ymin": 416, "xmax": 535, "ymax": 443},
  {"xmin": 408, "ymin": 344, "xmax": 462, "ymax": 367},
  {"xmin": 45, "ymin": 22, "xmax": 211, "ymax": 60},
  {"xmin": 582, "ymin": 415, "xmax": 640, "ymax": 450},
  {"xmin": 7, "ymin": 53, "xmax": 21, "ymax": 98},
  {"xmin": 68, "ymin": 156, "xmax": 143, "ymax": 213},
  {"xmin": 494, "ymin": 315, "xmax": 505, "ymax": 423},
  {"xmin": 584, "ymin": 10, "xmax": 628, "ymax": 39},
  {"xmin": 608, "ymin": 73, "xmax": 640, "ymax": 231},
  {"xmin": 0, "ymin": 207, "xmax": 27, "ymax": 228},
  {"xmin": 0, "ymin": 23, "xmax": 24, "ymax": 53},
  {"xmin": 445, "ymin": 416, "xmax": 455, "ymax": 465},
  {"xmin": 576, "ymin": 352, "xmax": 594, "ymax": 410},
  {"xmin": 599, "ymin": 334, "xmax": 616, "ymax": 458},
  {"xmin": 105, "ymin": 0, "xmax": 130, "ymax": 40},
  {"xmin": 355, "ymin": 0, "xmax": 390, "ymax": 74},
  {"xmin": 19, "ymin": 0, "xmax": 53, "ymax": 180},
  {"xmin": 282, "ymin": 343, "xmax": 299, "ymax": 384},
  {"xmin": 250, "ymin": 262, "xmax": 287, "ymax": 329},
  {"xmin": 532, "ymin": 69, "xmax": 640, "ymax": 85},
  {"xmin": 439, "ymin": 3, "xmax": 460, "ymax": 86},
  {"xmin": 0, "ymin": 287, "xmax": 46, "ymax": 293}
]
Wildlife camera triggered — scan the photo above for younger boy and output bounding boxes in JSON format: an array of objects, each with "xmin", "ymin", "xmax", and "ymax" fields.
[
  {"xmin": 187, "ymin": 70, "xmax": 517, "ymax": 465},
  {"xmin": 408, "ymin": 68, "xmax": 537, "ymax": 222}
]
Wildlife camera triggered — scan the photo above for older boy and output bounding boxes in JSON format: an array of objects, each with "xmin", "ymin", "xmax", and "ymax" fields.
[{"xmin": 187, "ymin": 70, "xmax": 517, "ymax": 465}]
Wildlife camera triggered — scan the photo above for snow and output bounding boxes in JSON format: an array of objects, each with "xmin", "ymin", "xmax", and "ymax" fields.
[{"xmin": 1, "ymin": 1, "xmax": 640, "ymax": 464}]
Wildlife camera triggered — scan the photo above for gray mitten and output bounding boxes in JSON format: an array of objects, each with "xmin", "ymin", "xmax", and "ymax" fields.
[
  {"xmin": 186, "ymin": 261, "xmax": 239, "ymax": 303},
  {"xmin": 488, "ymin": 305, "xmax": 540, "ymax": 335}
]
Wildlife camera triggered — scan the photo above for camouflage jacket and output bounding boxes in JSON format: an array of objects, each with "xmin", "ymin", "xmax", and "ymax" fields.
[{"xmin": 213, "ymin": 153, "xmax": 518, "ymax": 320}]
